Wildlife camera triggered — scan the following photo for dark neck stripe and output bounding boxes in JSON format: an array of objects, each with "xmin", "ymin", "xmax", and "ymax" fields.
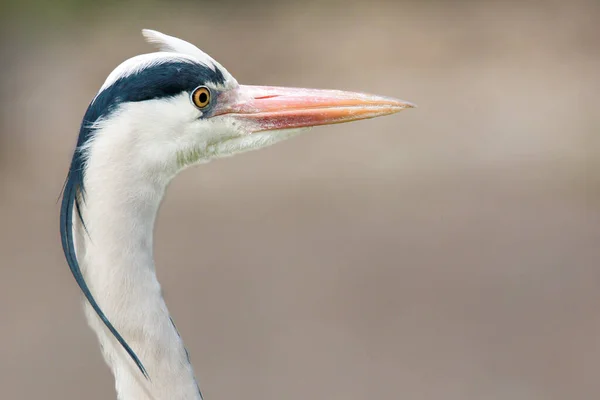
[{"xmin": 60, "ymin": 59, "xmax": 225, "ymax": 379}]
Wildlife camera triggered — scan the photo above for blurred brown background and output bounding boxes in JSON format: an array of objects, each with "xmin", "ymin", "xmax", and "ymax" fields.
[{"xmin": 1, "ymin": 0, "xmax": 599, "ymax": 399}]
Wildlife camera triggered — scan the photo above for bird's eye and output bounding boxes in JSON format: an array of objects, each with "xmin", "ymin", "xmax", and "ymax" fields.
[{"xmin": 191, "ymin": 86, "xmax": 211, "ymax": 109}]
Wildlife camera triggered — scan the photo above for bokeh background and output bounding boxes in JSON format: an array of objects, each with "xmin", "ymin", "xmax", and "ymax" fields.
[{"xmin": 1, "ymin": 0, "xmax": 599, "ymax": 399}]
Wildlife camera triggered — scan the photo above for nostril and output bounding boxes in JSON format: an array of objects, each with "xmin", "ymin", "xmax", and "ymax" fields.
[{"xmin": 254, "ymin": 95, "xmax": 279, "ymax": 100}]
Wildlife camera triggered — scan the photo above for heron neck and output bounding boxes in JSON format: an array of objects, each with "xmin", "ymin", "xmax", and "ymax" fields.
[{"xmin": 75, "ymin": 150, "xmax": 201, "ymax": 400}]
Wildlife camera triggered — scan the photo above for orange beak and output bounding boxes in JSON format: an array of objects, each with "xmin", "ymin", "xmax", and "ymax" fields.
[{"xmin": 213, "ymin": 85, "xmax": 415, "ymax": 132}]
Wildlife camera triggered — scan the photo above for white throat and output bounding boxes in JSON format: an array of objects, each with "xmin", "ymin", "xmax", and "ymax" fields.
[{"xmin": 74, "ymin": 113, "xmax": 202, "ymax": 400}]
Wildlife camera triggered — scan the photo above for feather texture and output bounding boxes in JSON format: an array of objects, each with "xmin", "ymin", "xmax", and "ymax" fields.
[
  {"xmin": 142, "ymin": 29, "xmax": 236, "ymax": 88},
  {"xmin": 60, "ymin": 55, "xmax": 228, "ymax": 381}
]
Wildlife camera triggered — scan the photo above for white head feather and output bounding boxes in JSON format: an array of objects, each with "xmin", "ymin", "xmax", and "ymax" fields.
[
  {"xmin": 98, "ymin": 30, "xmax": 237, "ymax": 94},
  {"xmin": 142, "ymin": 29, "xmax": 236, "ymax": 86}
]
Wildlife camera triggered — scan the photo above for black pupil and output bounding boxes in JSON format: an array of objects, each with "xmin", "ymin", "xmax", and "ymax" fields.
[{"xmin": 198, "ymin": 91, "xmax": 208, "ymax": 104}]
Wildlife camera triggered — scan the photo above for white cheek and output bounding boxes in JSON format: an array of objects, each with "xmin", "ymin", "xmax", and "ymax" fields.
[{"xmin": 86, "ymin": 94, "xmax": 201, "ymax": 173}]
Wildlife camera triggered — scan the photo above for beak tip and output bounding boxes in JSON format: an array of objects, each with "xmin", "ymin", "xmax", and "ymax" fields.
[{"xmin": 395, "ymin": 99, "xmax": 417, "ymax": 110}]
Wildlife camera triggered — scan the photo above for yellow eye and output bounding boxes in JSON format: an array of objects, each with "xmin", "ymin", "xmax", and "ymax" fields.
[{"xmin": 192, "ymin": 86, "xmax": 211, "ymax": 109}]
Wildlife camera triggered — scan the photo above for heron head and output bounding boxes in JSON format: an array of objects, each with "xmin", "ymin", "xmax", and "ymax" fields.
[
  {"xmin": 76, "ymin": 29, "xmax": 414, "ymax": 177},
  {"xmin": 61, "ymin": 30, "xmax": 415, "ymax": 380}
]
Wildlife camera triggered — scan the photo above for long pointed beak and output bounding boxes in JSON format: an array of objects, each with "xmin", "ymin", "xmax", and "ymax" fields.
[{"xmin": 213, "ymin": 85, "xmax": 415, "ymax": 132}]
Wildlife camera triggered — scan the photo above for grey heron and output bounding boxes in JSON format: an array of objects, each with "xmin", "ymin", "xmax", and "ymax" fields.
[{"xmin": 60, "ymin": 29, "xmax": 414, "ymax": 400}]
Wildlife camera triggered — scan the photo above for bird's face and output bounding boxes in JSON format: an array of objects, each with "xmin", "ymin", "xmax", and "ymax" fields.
[
  {"xmin": 167, "ymin": 81, "xmax": 414, "ymax": 168},
  {"xmin": 79, "ymin": 30, "xmax": 414, "ymax": 177},
  {"xmin": 177, "ymin": 83, "xmax": 310, "ymax": 164}
]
